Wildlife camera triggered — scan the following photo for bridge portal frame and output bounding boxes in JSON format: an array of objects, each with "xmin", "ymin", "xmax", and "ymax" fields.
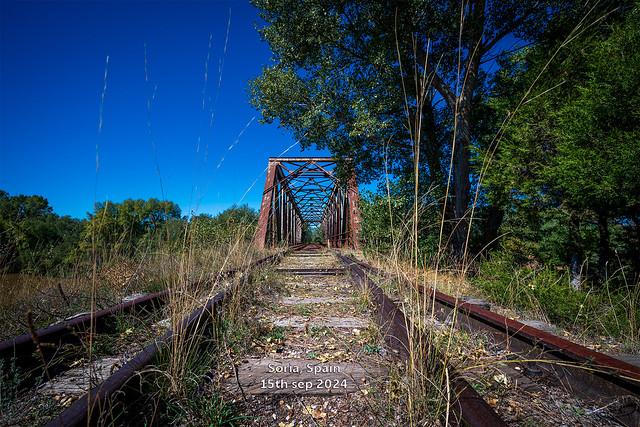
[{"xmin": 254, "ymin": 157, "xmax": 361, "ymax": 249}]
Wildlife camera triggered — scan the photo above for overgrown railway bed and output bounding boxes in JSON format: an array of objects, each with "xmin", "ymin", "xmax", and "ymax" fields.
[{"xmin": 1, "ymin": 244, "xmax": 639, "ymax": 426}]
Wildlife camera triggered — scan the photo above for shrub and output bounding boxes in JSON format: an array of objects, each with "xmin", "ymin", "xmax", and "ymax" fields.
[{"xmin": 473, "ymin": 249, "xmax": 639, "ymax": 340}]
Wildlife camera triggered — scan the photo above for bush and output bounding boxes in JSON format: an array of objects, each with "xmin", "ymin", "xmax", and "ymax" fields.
[
  {"xmin": 473, "ymin": 249, "xmax": 640, "ymax": 340},
  {"xmin": 189, "ymin": 205, "xmax": 257, "ymax": 247}
]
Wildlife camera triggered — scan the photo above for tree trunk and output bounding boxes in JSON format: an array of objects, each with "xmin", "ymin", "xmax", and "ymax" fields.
[
  {"xmin": 570, "ymin": 253, "xmax": 582, "ymax": 291},
  {"xmin": 422, "ymin": 102, "xmax": 444, "ymax": 187},
  {"xmin": 451, "ymin": 0, "xmax": 484, "ymax": 257},
  {"xmin": 452, "ymin": 123, "xmax": 471, "ymax": 255},
  {"xmin": 481, "ymin": 202, "xmax": 505, "ymax": 252},
  {"xmin": 569, "ymin": 213, "xmax": 583, "ymax": 291},
  {"xmin": 633, "ymin": 210, "xmax": 640, "ymax": 284},
  {"xmin": 417, "ymin": 0, "xmax": 485, "ymax": 258},
  {"xmin": 597, "ymin": 211, "xmax": 610, "ymax": 281}
]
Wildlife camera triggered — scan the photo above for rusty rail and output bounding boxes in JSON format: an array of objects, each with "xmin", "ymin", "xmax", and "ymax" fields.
[
  {"xmin": 0, "ymin": 251, "xmax": 287, "ymax": 391},
  {"xmin": 342, "ymin": 254, "xmax": 640, "ymax": 427},
  {"xmin": 43, "ymin": 248, "xmax": 291, "ymax": 427},
  {"xmin": 45, "ymin": 292, "xmax": 226, "ymax": 427},
  {"xmin": 335, "ymin": 252, "xmax": 507, "ymax": 427}
]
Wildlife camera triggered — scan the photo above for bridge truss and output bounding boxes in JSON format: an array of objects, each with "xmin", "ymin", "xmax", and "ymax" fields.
[{"xmin": 254, "ymin": 157, "xmax": 361, "ymax": 249}]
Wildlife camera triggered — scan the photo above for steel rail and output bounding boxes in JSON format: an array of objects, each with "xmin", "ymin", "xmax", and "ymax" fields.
[
  {"xmin": 0, "ymin": 250, "xmax": 291, "ymax": 391},
  {"xmin": 335, "ymin": 252, "xmax": 507, "ymax": 427},
  {"xmin": 43, "ymin": 247, "xmax": 296, "ymax": 427},
  {"xmin": 343, "ymin": 254, "xmax": 640, "ymax": 427}
]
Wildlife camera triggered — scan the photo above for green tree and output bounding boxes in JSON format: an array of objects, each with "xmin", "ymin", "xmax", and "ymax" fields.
[
  {"xmin": 483, "ymin": 3, "xmax": 640, "ymax": 285},
  {"xmin": 81, "ymin": 198, "xmax": 182, "ymax": 259},
  {"xmin": 250, "ymin": 0, "xmax": 587, "ymax": 254},
  {"xmin": 0, "ymin": 190, "xmax": 84, "ymax": 274},
  {"xmin": 190, "ymin": 205, "xmax": 258, "ymax": 247}
]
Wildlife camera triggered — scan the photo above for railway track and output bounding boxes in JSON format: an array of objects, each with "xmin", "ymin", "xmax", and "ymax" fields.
[
  {"xmin": 2, "ymin": 244, "xmax": 639, "ymax": 426},
  {"xmin": 0, "ymin": 249, "xmax": 289, "ymax": 426},
  {"xmin": 338, "ymin": 253, "xmax": 640, "ymax": 427}
]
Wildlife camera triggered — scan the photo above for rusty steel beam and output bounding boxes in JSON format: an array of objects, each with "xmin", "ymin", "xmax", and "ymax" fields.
[
  {"xmin": 254, "ymin": 160, "xmax": 278, "ymax": 250},
  {"xmin": 268, "ymin": 157, "xmax": 337, "ymax": 162},
  {"xmin": 346, "ymin": 171, "xmax": 361, "ymax": 249}
]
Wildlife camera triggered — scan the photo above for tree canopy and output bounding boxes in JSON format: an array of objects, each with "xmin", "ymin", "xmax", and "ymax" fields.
[
  {"xmin": 0, "ymin": 191, "xmax": 84, "ymax": 274},
  {"xmin": 81, "ymin": 198, "xmax": 182, "ymax": 258},
  {"xmin": 483, "ymin": 3, "xmax": 640, "ymax": 283},
  {"xmin": 250, "ymin": 0, "xmax": 607, "ymax": 253}
]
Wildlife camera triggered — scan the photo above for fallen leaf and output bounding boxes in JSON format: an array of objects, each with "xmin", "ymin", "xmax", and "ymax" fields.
[
  {"xmin": 311, "ymin": 408, "xmax": 327, "ymax": 420},
  {"xmin": 493, "ymin": 373, "xmax": 508, "ymax": 386}
]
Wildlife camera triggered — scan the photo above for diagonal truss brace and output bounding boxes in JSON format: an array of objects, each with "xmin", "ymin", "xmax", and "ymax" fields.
[{"xmin": 254, "ymin": 157, "xmax": 361, "ymax": 249}]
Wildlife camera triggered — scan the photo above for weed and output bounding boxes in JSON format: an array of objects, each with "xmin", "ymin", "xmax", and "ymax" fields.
[
  {"xmin": 221, "ymin": 318, "xmax": 255, "ymax": 355},
  {"xmin": 470, "ymin": 381, "xmax": 487, "ymax": 395},
  {"xmin": 167, "ymin": 394, "xmax": 249, "ymax": 427},
  {"xmin": 363, "ymin": 343, "xmax": 381, "ymax": 355},
  {"xmin": 0, "ymin": 358, "xmax": 21, "ymax": 410},
  {"xmin": 355, "ymin": 285, "xmax": 372, "ymax": 313},
  {"xmin": 309, "ymin": 326, "xmax": 330, "ymax": 337},
  {"xmin": 295, "ymin": 305, "xmax": 311, "ymax": 316},
  {"xmin": 265, "ymin": 326, "xmax": 286, "ymax": 342}
]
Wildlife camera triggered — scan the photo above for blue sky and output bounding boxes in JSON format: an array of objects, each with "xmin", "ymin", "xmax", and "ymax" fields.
[{"xmin": 0, "ymin": 0, "xmax": 329, "ymax": 219}]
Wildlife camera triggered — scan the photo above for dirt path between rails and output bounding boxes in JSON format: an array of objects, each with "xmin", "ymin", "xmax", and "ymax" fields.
[{"xmin": 221, "ymin": 247, "xmax": 404, "ymax": 426}]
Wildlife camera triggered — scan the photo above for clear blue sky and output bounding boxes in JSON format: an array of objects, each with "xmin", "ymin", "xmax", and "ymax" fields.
[{"xmin": 0, "ymin": 0, "xmax": 329, "ymax": 219}]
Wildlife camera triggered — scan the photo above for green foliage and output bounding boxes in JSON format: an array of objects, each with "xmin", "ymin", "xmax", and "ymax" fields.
[
  {"xmin": 302, "ymin": 224, "xmax": 323, "ymax": 243},
  {"xmin": 251, "ymin": 0, "xmax": 588, "ymax": 255},
  {"xmin": 265, "ymin": 326, "xmax": 286, "ymax": 342},
  {"xmin": 189, "ymin": 205, "xmax": 257, "ymax": 247},
  {"xmin": 0, "ymin": 192, "xmax": 260, "ymax": 276},
  {"xmin": 359, "ymin": 180, "xmax": 440, "ymax": 260},
  {"xmin": 474, "ymin": 250, "xmax": 640, "ymax": 338},
  {"xmin": 250, "ymin": 0, "xmax": 563, "ymax": 178},
  {"xmin": 80, "ymin": 198, "xmax": 181, "ymax": 259},
  {"xmin": 0, "ymin": 190, "xmax": 83, "ymax": 274},
  {"xmin": 0, "ymin": 358, "xmax": 21, "ymax": 411},
  {"xmin": 167, "ymin": 394, "xmax": 248, "ymax": 427},
  {"xmin": 363, "ymin": 343, "xmax": 381, "ymax": 355},
  {"xmin": 482, "ymin": 3, "xmax": 640, "ymax": 282}
]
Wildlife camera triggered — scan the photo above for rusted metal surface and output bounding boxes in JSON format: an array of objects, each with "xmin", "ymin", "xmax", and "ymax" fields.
[
  {"xmin": 42, "ymin": 250, "xmax": 286, "ymax": 427},
  {"xmin": 254, "ymin": 160, "xmax": 278, "ymax": 250},
  {"xmin": 432, "ymin": 288, "xmax": 640, "ymax": 381},
  {"xmin": 0, "ymin": 290, "xmax": 168, "ymax": 389},
  {"xmin": 345, "ymin": 255, "xmax": 640, "ymax": 427},
  {"xmin": 0, "ymin": 252, "xmax": 284, "ymax": 394},
  {"xmin": 429, "ymin": 287, "xmax": 640, "ymax": 427},
  {"xmin": 346, "ymin": 171, "xmax": 361, "ymax": 249},
  {"xmin": 0, "ymin": 291, "xmax": 167, "ymax": 361},
  {"xmin": 335, "ymin": 252, "xmax": 507, "ymax": 427},
  {"xmin": 253, "ymin": 158, "xmax": 361, "ymax": 249}
]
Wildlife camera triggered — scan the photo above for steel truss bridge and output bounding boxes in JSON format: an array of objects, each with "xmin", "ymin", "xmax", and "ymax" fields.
[{"xmin": 254, "ymin": 157, "xmax": 361, "ymax": 249}]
